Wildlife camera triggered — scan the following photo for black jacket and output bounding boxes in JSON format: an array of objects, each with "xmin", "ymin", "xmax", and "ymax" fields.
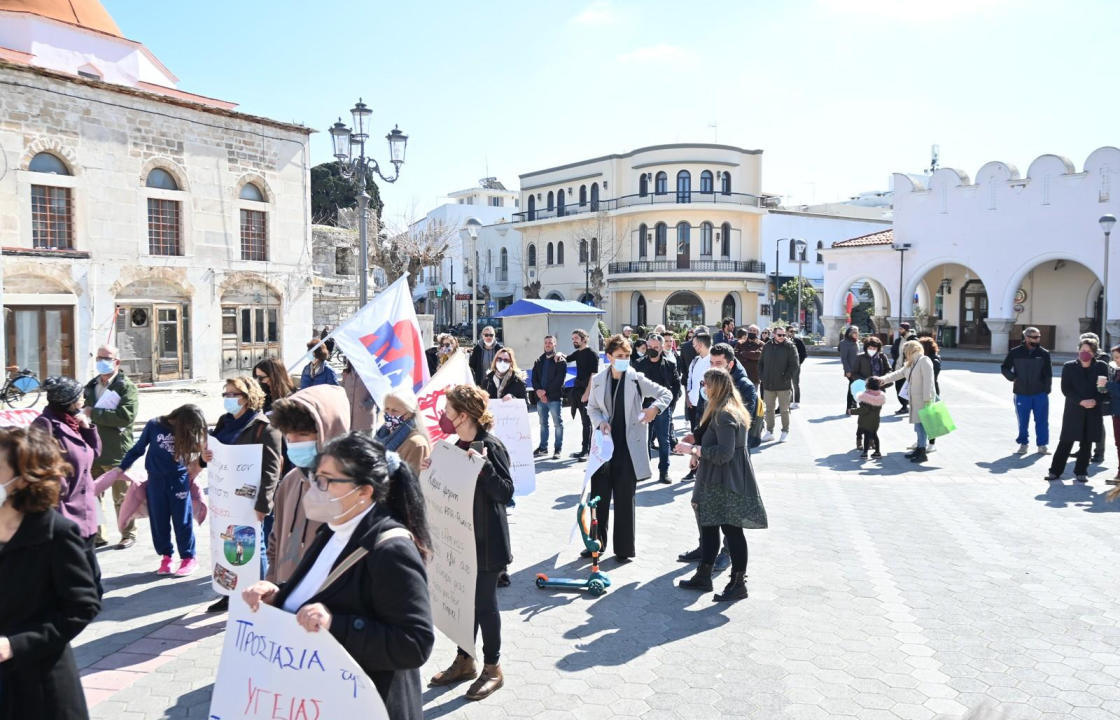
[
  {"xmin": 469, "ymin": 341, "xmax": 503, "ymax": 386},
  {"xmin": 792, "ymin": 336, "xmax": 807, "ymax": 364},
  {"xmin": 635, "ymin": 354, "xmax": 681, "ymax": 405},
  {"xmin": 425, "ymin": 347, "xmax": 440, "ymax": 377},
  {"xmin": 485, "ymin": 370, "xmax": 527, "ymax": 400},
  {"xmin": 1000, "ymin": 344, "xmax": 1053, "ymax": 396},
  {"xmin": 1057, "ymin": 359, "xmax": 1109, "ymax": 444},
  {"xmin": 272, "ymin": 505, "xmax": 434, "ymax": 720},
  {"xmin": 530, "ymin": 352, "xmax": 566, "ymax": 403},
  {"xmin": 729, "ymin": 363, "xmax": 758, "ymax": 415},
  {"xmin": 567, "ymin": 347, "xmax": 599, "ymax": 404},
  {"xmin": 212, "ymin": 412, "xmax": 285, "ymax": 515},
  {"xmin": 0, "ymin": 510, "xmax": 101, "ymax": 720},
  {"xmin": 678, "ymin": 342, "xmax": 698, "ymax": 385},
  {"xmin": 855, "ymin": 351, "xmax": 890, "ymax": 381},
  {"xmin": 460, "ymin": 430, "xmax": 515, "ymax": 572}
]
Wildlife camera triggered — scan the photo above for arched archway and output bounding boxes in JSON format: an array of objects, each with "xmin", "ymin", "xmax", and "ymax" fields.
[
  {"xmin": 664, "ymin": 290, "xmax": 704, "ymax": 327},
  {"xmin": 114, "ymin": 278, "xmax": 193, "ymax": 381},
  {"xmin": 721, "ymin": 293, "xmax": 739, "ymax": 325},
  {"xmin": 832, "ymin": 277, "xmax": 892, "ymax": 334},
  {"xmin": 910, "ymin": 262, "xmax": 992, "ymax": 349},
  {"xmin": 546, "ymin": 291, "xmax": 564, "ymax": 301},
  {"xmin": 1001, "ymin": 257, "xmax": 1104, "ymax": 352}
]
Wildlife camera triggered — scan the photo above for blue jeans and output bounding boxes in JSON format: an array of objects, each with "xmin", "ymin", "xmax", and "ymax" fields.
[
  {"xmin": 915, "ymin": 422, "xmax": 927, "ymax": 449},
  {"xmin": 1014, "ymin": 393, "xmax": 1049, "ymax": 446},
  {"xmin": 536, "ymin": 399, "xmax": 563, "ymax": 452},
  {"xmin": 650, "ymin": 409, "xmax": 671, "ymax": 472}
]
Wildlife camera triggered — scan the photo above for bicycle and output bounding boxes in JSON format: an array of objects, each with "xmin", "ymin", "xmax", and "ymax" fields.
[{"xmin": 2, "ymin": 367, "xmax": 41, "ymax": 409}]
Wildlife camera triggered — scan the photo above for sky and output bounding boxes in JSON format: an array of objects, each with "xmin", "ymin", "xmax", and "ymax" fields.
[{"xmin": 106, "ymin": 0, "xmax": 1120, "ymax": 227}]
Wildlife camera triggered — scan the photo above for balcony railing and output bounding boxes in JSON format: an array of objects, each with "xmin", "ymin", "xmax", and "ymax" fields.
[
  {"xmin": 513, "ymin": 190, "xmax": 762, "ymax": 222},
  {"xmin": 608, "ymin": 259, "xmax": 766, "ymax": 274}
]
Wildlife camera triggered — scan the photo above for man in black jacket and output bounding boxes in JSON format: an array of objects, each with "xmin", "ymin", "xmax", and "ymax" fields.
[
  {"xmin": 635, "ymin": 333, "xmax": 681, "ymax": 483},
  {"xmin": 468, "ymin": 326, "xmax": 502, "ymax": 386},
  {"xmin": 890, "ymin": 322, "xmax": 914, "ymax": 414},
  {"xmin": 530, "ymin": 335, "xmax": 567, "ymax": 459},
  {"xmin": 568, "ymin": 329, "xmax": 600, "ymax": 460},
  {"xmin": 1000, "ymin": 326, "xmax": 1052, "ymax": 455}
]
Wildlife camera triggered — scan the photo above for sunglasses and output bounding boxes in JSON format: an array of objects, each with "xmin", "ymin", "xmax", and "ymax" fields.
[{"xmin": 483, "ymin": 333, "xmax": 495, "ymax": 338}]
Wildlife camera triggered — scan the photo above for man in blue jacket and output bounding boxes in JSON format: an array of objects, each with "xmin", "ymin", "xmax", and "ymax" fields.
[
  {"xmin": 1000, "ymin": 326, "xmax": 1052, "ymax": 455},
  {"xmin": 531, "ymin": 335, "xmax": 567, "ymax": 460}
]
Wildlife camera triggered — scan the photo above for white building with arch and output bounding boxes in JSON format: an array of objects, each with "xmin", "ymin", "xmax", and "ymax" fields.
[{"xmin": 821, "ymin": 147, "xmax": 1120, "ymax": 354}]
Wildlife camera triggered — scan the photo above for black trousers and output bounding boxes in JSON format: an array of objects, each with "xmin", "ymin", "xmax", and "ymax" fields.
[
  {"xmin": 590, "ymin": 459, "xmax": 637, "ymax": 558},
  {"xmin": 856, "ymin": 429, "xmax": 880, "ymax": 453},
  {"xmin": 457, "ymin": 569, "xmax": 501, "ymax": 665},
  {"xmin": 1050, "ymin": 438, "xmax": 1092, "ymax": 477},
  {"xmin": 846, "ymin": 377, "xmax": 857, "ymax": 411},
  {"xmin": 576, "ymin": 403, "xmax": 592, "ymax": 453},
  {"xmin": 700, "ymin": 525, "xmax": 747, "ymax": 572}
]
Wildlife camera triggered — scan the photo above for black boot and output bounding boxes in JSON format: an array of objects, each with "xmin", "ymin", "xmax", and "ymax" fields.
[
  {"xmin": 714, "ymin": 571, "xmax": 747, "ymax": 601},
  {"xmin": 658, "ymin": 470, "xmax": 671, "ymax": 484},
  {"xmin": 677, "ymin": 546, "xmax": 702, "ymax": 562},
  {"xmin": 206, "ymin": 595, "xmax": 229, "ymax": 613},
  {"xmin": 679, "ymin": 563, "xmax": 713, "ymax": 591},
  {"xmin": 909, "ymin": 448, "xmax": 928, "ymax": 463}
]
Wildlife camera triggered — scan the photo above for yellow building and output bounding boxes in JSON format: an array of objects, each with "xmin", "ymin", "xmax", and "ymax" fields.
[{"xmin": 513, "ymin": 144, "xmax": 772, "ymax": 331}]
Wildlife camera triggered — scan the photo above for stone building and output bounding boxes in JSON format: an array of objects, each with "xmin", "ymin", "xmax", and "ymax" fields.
[
  {"xmin": 310, "ymin": 212, "xmax": 386, "ymax": 332},
  {"xmin": 0, "ymin": 0, "xmax": 313, "ymax": 381}
]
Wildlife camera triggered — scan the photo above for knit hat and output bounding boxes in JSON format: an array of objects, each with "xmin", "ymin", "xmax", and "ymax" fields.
[{"xmin": 43, "ymin": 376, "xmax": 83, "ymax": 407}]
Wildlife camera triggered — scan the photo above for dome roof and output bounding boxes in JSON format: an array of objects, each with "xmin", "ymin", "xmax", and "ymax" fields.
[{"xmin": 0, "ymin": 0, "xmax": 122, "ymax": 36}]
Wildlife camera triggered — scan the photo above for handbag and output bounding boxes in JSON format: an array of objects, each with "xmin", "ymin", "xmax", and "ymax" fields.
[{"xmin": 918, "ymin": 397, "xmax": 956, "ymax": 438}]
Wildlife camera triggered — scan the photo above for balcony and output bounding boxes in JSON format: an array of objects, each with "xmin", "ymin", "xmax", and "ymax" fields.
[
  {"xmin": 513, "ymin": 190, "xmax": 762, "ymax": 222},
  {"xmin": 608, "ymin": 259, "xmax": 766, "ymax": 274}
]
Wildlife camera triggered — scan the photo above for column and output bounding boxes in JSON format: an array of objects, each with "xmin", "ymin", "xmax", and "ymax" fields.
[
  {"xmin": 821, "ymin": 315, "xmax": 847, "ymax": 345},
  {"xmin": 872, "ymin": 315, "xmax": 892, "ymax": 337},
  {"xmin": 986, "ymin": 317, "xmax": 1015, "ymax": 356}
]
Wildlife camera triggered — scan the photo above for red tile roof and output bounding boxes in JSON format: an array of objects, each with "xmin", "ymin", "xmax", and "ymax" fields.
[{"xmin": 832, "ymin": 229, "xmax": 894, "ymax": 248}]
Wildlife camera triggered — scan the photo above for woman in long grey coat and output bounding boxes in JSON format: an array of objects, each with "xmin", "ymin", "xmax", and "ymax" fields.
[
  {"xmin": 675, "ymin": 368, "xmax": 767, "ymax": 600},
  {"xmin": 586, "ymin": 334, "xmax": 672, "ymax": 560}
]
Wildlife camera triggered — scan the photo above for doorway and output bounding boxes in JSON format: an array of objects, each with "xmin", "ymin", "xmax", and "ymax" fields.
[
  {"xmin": 4, "ymin": 305, "xmax": 74, "ymax": 378},
  {"xmin": 676, "ymin": 223, "xmax": 690, "ymax": 270},
  {"xmin": 959, "ymin": 280, "xmax": 990, "ymax": 348}
]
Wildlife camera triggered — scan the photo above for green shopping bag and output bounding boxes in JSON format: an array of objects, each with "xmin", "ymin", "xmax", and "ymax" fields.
[{"xmin": 918, "ymin": 397, "xmax": 956, "ymax": 438}]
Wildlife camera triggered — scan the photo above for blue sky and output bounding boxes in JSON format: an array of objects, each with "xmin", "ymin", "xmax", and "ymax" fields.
[{"xmin": 107, "ymin": 0, "xmax": 1119, "ymax": 226}]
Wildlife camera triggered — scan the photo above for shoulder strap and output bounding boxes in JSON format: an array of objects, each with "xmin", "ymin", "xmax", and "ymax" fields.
[{"xmin": 313, "ymin": 527, "xmax": 413, "ymax": 596}]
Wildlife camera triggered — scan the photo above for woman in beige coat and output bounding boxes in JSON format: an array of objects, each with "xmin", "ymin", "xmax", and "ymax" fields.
[{"xmin": 876, "ymin": 339, "xmax": 936, "ymax": 463}]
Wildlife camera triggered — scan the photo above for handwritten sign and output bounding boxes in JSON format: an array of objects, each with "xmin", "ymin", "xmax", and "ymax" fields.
[
  {"xmin": 207, "ymin": 439, "xmax": 263, "ymax": 596},
  {"xmin": 490, "ymin": 400, "xmax": 535, "ymax": 496},
  {"xmin": 420, "ymin": 440, "xmax": 482, "ymax": 657},
  {"xmin": 416, "ymin": 353, "xmax": 473, "ymax": 441},
  {"xmin": 209, "ymin": 601, "xmax": 388, "ymax": 720},
  {"xmin": 0, "ymin": 408, "xmax": 39, "ymax": 428}
]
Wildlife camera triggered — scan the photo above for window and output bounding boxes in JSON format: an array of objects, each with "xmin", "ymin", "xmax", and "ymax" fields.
[
  {"xmin": 655, "ymin": 222, "xmax": 667, "ymax": 257},
  {"xmin": 547, "ymin": 191, "xmax": 555, "ymax": 212},
  {"xmin": 721, "ymin": 222, "xmax": 731, "ymax": 258},
  {"xmin": 499, "ymin": 248, "xmax": 508, "ymax": 281},
  {"xmin": 557, "ymin": 241, "xmax": 565, "ymax": 264},
  {"xmin": 31, "ymin": 185, "xmax": 73, "ymax": 249},
  {"xmin": 147, "ymin": 198, "xmax": 181, "ymax": 255},
  {"xmin": 816, "ymin": 240, "xmax": 824, "ymax": 263},
  {"xmin": 335, "ymin": 247, "xmax": 354, "ymax": 275},
  {"xmin": 487, "ymin": 249, "xmax": 492, "ymax": 273},
  {"xmin": 489, "ymin": 196, "xmax": 503, "ymax": 207},
  {"xmin": 146, "ymin": 168, "xmax": 179, "ymax": 190},
  {"xmin": 664, "ymin": 291, "xmax": 704, "ymax": 326},
  {"xmin": 239, "ymin": 182, "xmax": 265, "ymax": 202},
  {"xmin": 677, "ymin": 222, "xmax": 690, "ymax": 256},
  {"xmin": 676, "ymin": 170, "xmax": 691, "ymax": 203},
  {"xmin": 590, "ymin": 183, "xmax": 600, "ymax": 211},
  {"xmin": 527, "ymin": 195, "xmax": 536, "ymax": 220},
  {"xmin": 636, "ymin": 294, "xmax": 647, "ymax": 326},
  {"xmin": 579, "ymin": 239, "xmax": 588, "ymax": 263},
  {"xmin": 700, "ymin": 222, "xmax": 713, "ymax": 256},
  {"xmin": 655, "ymin": 172, "xmax": 667, "ymax": 195},
  {"xmin": 557, "ymin": 189, "xmax": 566, "ymax": 217},
  {"xmin": 591, "ymin": 237, "xmax": 599, "ymax": 262},
  {"xmin": 240, "ymin": 209, "xmax": 267, "ymax": 261},
  {"xmin": 547, "ymin": 242, "xmax": 554, "ymax": 265},
  {"xmin": 638, "ymin": 224, "xmax": 648, "ymax": 258},
  {"xmin": 722, "ymin": 294, "xmax": 737, "ymax": 322},
  {"xmin": 639, "ymin": 174, "xmax": 649, "ymax": 197},
  {"xmin": 720, "ymin": 171, "xmax": 731, "ymax": 195},
  {"xmin": 528, "ymin": 244, "xmax": 537, "ymax": 267},
  {"xmin": 29, "ymin": 152, "xmax": 70, "ymax": 175},
  {"xmin": 579, "ymin": 185, "xmax": 587, "ymax": 207},
  {"xmin": 700, "ymin": 170, "xmax": 714, "ymax": 194}
]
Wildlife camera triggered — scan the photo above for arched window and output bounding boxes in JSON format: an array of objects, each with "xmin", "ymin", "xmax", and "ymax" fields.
[
  {"xmin": 721, "ymin": 222, "xmax": 731, "ymax": 258},
  {"xmin": 500, "ymin": 248, "xmax": 509, "ymax": 280},
  {"xmin": 639, "ymin": 174, "xmax": 649, "ymax": 197},
  {"xmin": 546, "ymin": 242, "xmax": 554, "ymax": 265},
  {"xmin": 579, "ymin": 239, "xmax": 589, "ymax": 263},
  {"xmin": 676, "ymin": 170, "xmax": 691, "ymax": 203},
  {"xmin": 637, "ymin": 294, "xmax": 647, "ymax": 326},
  {"xmin": 579, "ymin": 185, "xmax": 587, "ymax": 207},
  {"xmin": 557, "ymin": 241, "xmax": 565, "ymax": 264},
  {"xmin": 700, "ymin": 222, "xmax": 713, "ymax": 256},
  {"xmin": 720, "ymin": 171, "xmax": 731, "ymax": 195},
  {"xmin": 722, "ymin": 294, "xmax": 737, "ymax": 323},
  {"xmin": 239, "ymin": 182, "xmax": 265, "ymax": 202},
  {"xmin": 557, "ymin": 189, "xmax": 565, "ymax": 217},
  {"xmin": 655, "ymin": 222, "xmax": 667, "ymax": 257},
  {"xmin": 638, "ymin": 223, "xmax": 648, "ymax": 258},
  {"xmin": 676, "ymin": 222, "xmax": 691, "ymax": 267},
  {"xmin": 655, "ymin": 171, "xmax": 668, "ymax": 195},
  {"xmin": 239, "ymin": 182, "xmax": 268, "ymax": 260},
  {"xmin": 591, "ymin": 237, "xmax": 599, "ymax": 262},
  {"xmin": 528, "ymin": 244, "xmax": 537, "ymax": 267},
  {"xmin": 700, "ymin": 170, "xmax": 714, "ymax": 194},
  {"xmin": 664, "ymin": 291, "xmax": 704, "ymax": 326},
  {"xmin": 816, "ymin": 240, "xmax": 824, "ymax": 263},
  {"xmin": 29, "ymin": 152, "xmax": 70, "ymax": 175},
  {"xmin": 146, "ymin": 168, "xmax": 179, "ymax": 190},
  {"xmin": 527, "ymin": 195, "xmax": 536, "ymax": 220},
  {"xmin": 590, "ymin": 183, "xmax": 600, "ymax": 211},
  {"xmin": 547, "ymin": 191, "xmax": 555, "ymax": 212}
]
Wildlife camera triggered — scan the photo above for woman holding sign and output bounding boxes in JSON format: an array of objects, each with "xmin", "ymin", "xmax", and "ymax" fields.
[
  {"xmin": 242, "ymin": 432, "xmax": 434, "ymax": 720},
  {"xmin": 427, "ymin": 384, "xmax": 514, "ymax": 701}
]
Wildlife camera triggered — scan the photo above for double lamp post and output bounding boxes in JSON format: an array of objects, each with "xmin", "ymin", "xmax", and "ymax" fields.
[{"xmin": 772, "ymin": 237, "xmax": 808, "ymax": 327}]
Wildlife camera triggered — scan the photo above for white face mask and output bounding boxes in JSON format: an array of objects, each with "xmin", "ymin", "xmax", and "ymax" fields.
[
  {"xmin": 302, "ymin": 483, "xmax": 363, "ymax": 524},
  {"xmin": 867, "ymin": 348, "xmax": 878, "ymax": 357},
  {"xmin": 0, "ymin": 476, "xmax": 19, "ymax": 505},
  {"xmin": 495, "ymin": 360, "xmax": 511, "ymax": 374}
]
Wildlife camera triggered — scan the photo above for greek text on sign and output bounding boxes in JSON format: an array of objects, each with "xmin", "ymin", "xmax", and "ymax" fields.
[{"xmin": 206, "ymin": 439, "xmax": 263, "ymax": 596}]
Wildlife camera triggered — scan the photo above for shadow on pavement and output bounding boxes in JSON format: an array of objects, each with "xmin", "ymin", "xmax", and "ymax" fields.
[
  {"xmin": 807, "ymin": 414, "xmax": 850, "ymax": 424},
  {"xmin": 1035, "ymin": 480, "xmax": 1120, "ymax": 512},
  {"xmin": 976, "ymin": 453, "xmax": 1045, "ymax": 474},
  {"xmin": 74, "ymin": 618, "xmax": 169, "ymax": 668},
  {"xmin": 98, "ymin": 577, "xmax": 211, "ymax": 617},
  {"xmin": 165, "ymin": 684, "xmax": 212, "ymax": 718},
  {"xmin": 422, "ymin": 686, "xmax": 470, "ymax": 719}
]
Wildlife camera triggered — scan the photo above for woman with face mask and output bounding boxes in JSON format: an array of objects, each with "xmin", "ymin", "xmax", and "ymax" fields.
[
  {"xmin": 853, "ymin": 336, "xmax": 888, "ymax": 448},
  {"xmin": 874, "ymin": 340, "xmax": 937, "ymax": 463},
  {"xmin": 584, "ymin": 334, "xmax": 673, "ymax": 561},
  {"xmin": 484, "ymin": 348, "xmax": 527, "ymax": 402},
  {"xmin": 375, "ymin": 388, "xmax": 431, "ymax": 476},
  {"xmin": 0, "ymin": 425, "xmax": 101, "ymax": 720},
  {"xmin": 203, "ymin": 376, "xmax": 283, "ymax": 612},
  {"xmin": 31, "ymin": 376, "xmax": 103, "ymax": 593},
  {"xmin": 426, "ymin": 385, "xmax": 514, "ymax": 701},
  {"xmin": 253, "ymin": 358, "xmax": 296, "ymax": 414},
  {"xmin": 1045, "ymin": 339, "xmax": 1110, "ymax": 483},
  {"xmin": 242, "ymin": 432, "xmax": 434, "ymax": 720},
  {"xmin": 838, "ymin": 326, "xmax": 862, "ymax": 412}
]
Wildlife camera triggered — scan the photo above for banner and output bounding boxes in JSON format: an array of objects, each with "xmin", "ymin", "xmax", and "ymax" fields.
[
  {"xmin": 330, "ymin": 275, "xmax": 429, "ymax": 405},
  {"xmin": 209, "ymin": 602, "xmax": 388, "ymax": 720},
  {"xmin": 490, "ymin": 399, "xmax": 535, "ymax": 496},
  {"xmin": 206, "ymin": 439, "xmax": 263, "ymax": 596},
  {"xmin": 416, "ymin": 352, "xmax": 473, "ymax": 442},
  {"xmin": 420, "ymin": 440, "xmax": 482, "ymax": 658},
  {"xmin": 0, "ymin": 408, "xmax": 39, "ymax": 428}
]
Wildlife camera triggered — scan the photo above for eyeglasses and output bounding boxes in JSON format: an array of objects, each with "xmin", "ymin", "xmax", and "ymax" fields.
[
  {"xmin": 312, "ymin": 473, "xmax": 356, "ymax": 492},
  {"xmin": 774, "ymin": 333, "xmax": 787, "ymax": 338},
  {"xmin": 221, "ymin": 392, "xmax": 245, "ymax": 398}
]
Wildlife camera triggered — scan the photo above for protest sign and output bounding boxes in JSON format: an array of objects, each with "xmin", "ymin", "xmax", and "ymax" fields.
[
  {"xmin": 209, "ymin": 601, "xmax": 388, "ymax": 720},
  {"xmin": 0, "ymin": 408, "xmax": 39, "ymax": 428},
  {"xmin": 420, "ymin": 439, "xmax": 483, "ymax": 657},
  {"xmin": 490, "ymin": 399, "xmax": 535, "ymax": 496},
  {"xmin": 207, "ymin": 439, "xmax": 263, "ymax": 596},
  {"xmin": 416, "ymin": 352, "xmax": 472, "ymax": 441}
]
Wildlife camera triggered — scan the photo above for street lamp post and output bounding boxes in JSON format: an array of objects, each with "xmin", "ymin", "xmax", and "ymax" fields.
[
  {"xmin": 892, "ymin": 242, "xmax": 912, "ymax": 328},
  {"xmin": 465, "ymin": 218, "xmax": 482, "ymax": 346},
  {"xmin": 1101, "ymin": 214, "xmax": 1117, "ymax": 344},
  {"xmin": 329, "ymin": 99, "xmax": 408, "ymax": 306},
  {"xmin": 793, "ymin": 239, "xmax": 807, "ymax": 330}
]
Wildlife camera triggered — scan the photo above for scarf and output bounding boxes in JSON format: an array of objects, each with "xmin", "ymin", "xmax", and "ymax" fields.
[
  {"xmin": 213, "ymin": 410, "xmax": 259, "ymax": 445},
  {"xmin": 375, "ymin": 417, "xmax": 415, "ymax": 451},
  {"xmin": 52, "ymin": 406, "xmax": 84, "ymax": 432},
  {"xmin": 491, "ymin": 370, "xmax": 513, "ymax": 398}
]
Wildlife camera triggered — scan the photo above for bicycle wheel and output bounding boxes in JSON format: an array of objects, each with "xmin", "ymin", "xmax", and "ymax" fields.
[{"xmin": 5, "ymin": 379, "xmax": 40, "ymax": 409}]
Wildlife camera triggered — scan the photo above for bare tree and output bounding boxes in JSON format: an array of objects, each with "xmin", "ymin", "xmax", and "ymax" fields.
[
  {"xmin": 562, "ymin": 211, "xmax": 634, "ymax": 305},
  {"xmin": 345, "ymin": 208, "xmax": 458, "ymax": 293}
]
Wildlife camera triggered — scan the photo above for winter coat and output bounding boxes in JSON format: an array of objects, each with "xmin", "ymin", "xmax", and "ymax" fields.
[
  {"xmin": 692, "ymin": 409, "xmax": 768, "ymax": 529},
  {"xmin": 678, "ymin": 342, "xmax": 698, "ymax": 384},
  {"xmin": 634, "ymin": 354, "xmax": 681, "ymax": 405},
  {"xmin": 485, "ymin": 370, "xmax": 527, "ymax": 401},
  {"xmin": 567, "ymin": 347, "xmax": 600, "ymax": 405},
  {"xmin": 425, "ymin": 347, "xmax": 440, "ymax": 377},
  {"xmin": 0, "ymin": 510, "xmax": 101, "ymax": 720},
  {"xmin": 82, "ymin": 372, "xmax": 138, "ymax": 467},
  {"xmin": 212, "ymin": 412, "xmax": 284, "ymax": 516},
  {"xmin": 854, "ymin": 351, "xmax": 890, "ymax": 381},
  {"xmin": 266, "ymin": 385, "xmax": 351, "ymax": 584},
  {"xmin": 300, "ymin": 361, "xmax": 338, "ymax": 389},
  {"xmin": 469, "ymin": 340, "xmax": 503, "ymax": 386},
  {"xmin": 1108, "ymin": 364, "xmax": 1120, "ymax": 416},
  {"xmin": 530, "ymin": 352, "xmax": 567, "ymax": 403},
  {"xmin": 734, "ymin": 339, "xmax": 764, "ymax": 385},
  {"xmin": 271, "ymin": 506, "xmax": 433, "ymax": 720},
  {"xmin": 792, "ymin": 336, "xmax": 807, "ymax": 364},
  {"xmin": 758, "ymin": 340, "xmax": 801, "ymax": 392},
  {"xmin": 340, "ymin": 368, "xmax": 378, "ymax": 433},
  {"xmin": 838, "ymin": 338, "xmax": 861, "ymax": 374},
  {"xmin": 31, "ymin": 408, "xmax": 101, "ymax": 539},
  {"xmin": 879, "ymin": 355, "xmax": 936, "ymax": 424},
  {"xmin": 586, "ymin": 367, "xmax": 673, "ymax": 481},
  {"xmin": 850, "ymin": 390, "xmax": 886, "ymax": 433},
  {"xmin": 457, "ymin": 430, "xmax": 515, "ymax": 572},
  {"xmin": 1055, "ymin": 359, "xmax": 1109, "ymax": 443},
  {"xmin": 728, "ymin": 364, "xmax": 758, "ymax": 417},
  {"xmin": 1000, "ymin": 344, "xmax": 1053, "ymax": 396}
]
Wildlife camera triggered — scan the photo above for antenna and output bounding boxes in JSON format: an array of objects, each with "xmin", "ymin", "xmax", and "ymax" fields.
[
  {"xmin": 708, "ymin": 122, "xmax": 718, "ymax": 142},
  {"xmin": 930, "ymin": 144, "xmax": 940, "ymax": 173}
]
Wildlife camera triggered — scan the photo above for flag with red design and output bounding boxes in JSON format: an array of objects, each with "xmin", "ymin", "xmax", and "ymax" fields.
[{"xmin": 416, "ymin": 352, "xmax": 472, "ymax": 441}]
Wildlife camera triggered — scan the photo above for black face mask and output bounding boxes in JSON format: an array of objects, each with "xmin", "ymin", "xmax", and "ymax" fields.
[
  {"xmin": 647, "ymin": 350, "xmax": 660, "ymax": 360},
  {"xmin": 747, "ymin": 333, "xmax": 758, "ymax": 340}
]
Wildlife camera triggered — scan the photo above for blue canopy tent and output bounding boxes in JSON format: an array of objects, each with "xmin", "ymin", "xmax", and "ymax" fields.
[{"xmin": 496, "ymin": 299, "xmax": 605, "ymax": 392}]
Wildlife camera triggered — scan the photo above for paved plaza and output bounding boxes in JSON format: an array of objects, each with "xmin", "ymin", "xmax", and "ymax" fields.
[{"xmin": 75, "ymin": 357, "xmax": 1120, "ymax": 720}]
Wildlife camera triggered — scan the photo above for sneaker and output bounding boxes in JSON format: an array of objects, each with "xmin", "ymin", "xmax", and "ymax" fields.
[
  {"xmin": 1014, "ymin": 443, "xmax": 1029, "ymax": 455},
  {"xmin": 552, "ymin": 451, "xmax": 562, "ymax": 460},
  {"xmin": 658, "ymin": 471, "xmax": 671, "ymax": 484},
  {"xmin": 532, "ymin": 448, "xmax": 547, "ymax": 458},
  {"xmin": 156, "ymin": 555, "xmax": 173, "ymax": 575},
  {"xmin": 713, "ymin": 547, "xmax": 731, "ymax": 572},
  {"xmin": 1044, "ymin": 473, "xmax": 1060, "ymax": 482},
  {"xmin": 116, "ymin": 538, "xmax": 136, "ymax": 550},
  {"xmin": 570, "ymin": 451, "xmax": 588, "ymax": 461},
  {"xmin": 760, "ymin": 431, "xmax": 775, "ymax": 443},
  {"xmin": 94, "ymin": 536, "xmax": 110, "ymax": 549},
  {"xmin": 926, "ymin": 444, "xmax": 937, "ymax": 454},
  {"xmin": 682, "ymin": 469, "xmax": 696, "ymax": 481},
  {"xmin": 871, "ymin": 451, "xmax": 882, "ymax": 459},
  {"xmin": 779, "ymin": 432, "xmax": 789, "ymax": 443},
  {"xmin": 497, "ymin": 571, "xmax": 511, "ymax": 588},
  {"xmin": 894, "ymin": 407, "xmax": 909, "ymax": 415},
  {"xmin": 175, "ymin": 558, "xmax": 198, "ymax": 577},
  {"xmin": 1075, "ymin": 475, "xmax": 1089, "ymax": 483},
  {"xmin": 1037, "ymin": 445, "xmax": 1050, "ymax": 455},
  {"xmin": 789, "ymin": 402, "xmax": 800, "ymax": 410},
  {"xmin": 677, "ymin": 546, "xmax": 702, "ymax": 562},
  {"xmin": 859, "ymin": 451, "xmax": 868, "ymax": 459}
]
